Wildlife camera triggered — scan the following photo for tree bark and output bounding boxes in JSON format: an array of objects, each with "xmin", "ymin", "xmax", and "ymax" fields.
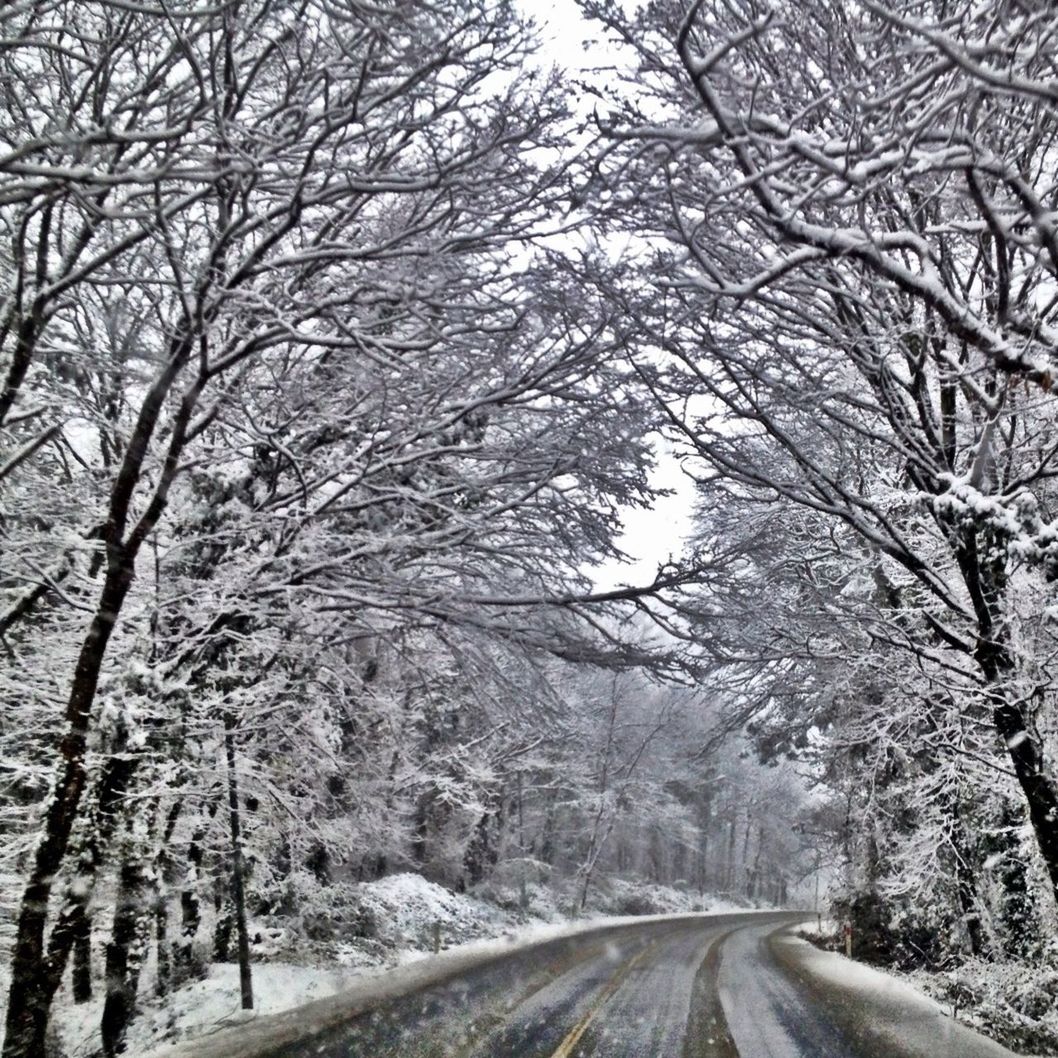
[
  {"xmin": 3, "ymin": 331, "xmax": 197, "ymax": 1057},
  {"xmin": 977, "ymin": 637, "xmax": 1058, "ymax": 912},
  {"xmin": 71, "ymin": 910, "xmax": 92, "ymax": 1004},
  {"xmin": 175, "ymin": 804, "xmax": 216, "ymax": 985},
  {"xmin": 154, "ymin": 895, "xmax": 171, "ymax": 999},
  {"xmin": 101, "ymin": 858, "xmax": 148, "ymax": 1056},
  {"xmin": 2, "ymin": 565, "xmax": 133, "ymax": 1058},
  {"xmin": 950, "ymin": 796, "xmax": 985, "ymax": 958},
  {"xmin": 225, "ymin": 721, "xmax": 253, "ymax": 1010},
  {"xmin": 3, "ymin": 738, "xmax": 137, "ymax": 1058},
  {"xmin": 153, "ymin": 799, "xmax": 181, "ymax": 998},
  {"xmin": 993, "ymin": 798, "xmax": 1039, "ymax": 959}
]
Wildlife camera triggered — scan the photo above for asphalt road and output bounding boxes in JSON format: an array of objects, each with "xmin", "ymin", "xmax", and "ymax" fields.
[{"xmin": 236, "ymin": 911, "xmax": 1017, "ymax": 1058}]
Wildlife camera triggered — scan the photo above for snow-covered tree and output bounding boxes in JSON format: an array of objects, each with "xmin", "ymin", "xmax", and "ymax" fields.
[{"xmin": 583, "ymin": 0, "xmax": 1058, "ymax": 931}]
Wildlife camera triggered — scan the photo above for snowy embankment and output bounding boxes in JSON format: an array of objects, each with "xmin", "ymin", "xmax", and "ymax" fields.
[
  {"xmin": 1, "ymin": 872, "xmax": 754, "ymax": 1057},
  {"xmin": 902, "ymin": 959, "xmax": 1058, "ymax": 1058},
  {"xmin": 794, "ymin": 922, "xmax": 1058, "ymax": 1056},
  {"xmin": 771, "ymin": 929, "xmax": 1025, "ymax": 1058}
]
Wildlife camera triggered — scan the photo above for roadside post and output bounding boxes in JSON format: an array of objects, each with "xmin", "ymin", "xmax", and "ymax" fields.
[
  {"xmin": 843, "ymin": 920, "xmax": 853, "ymax": 959},
  {"xmin": 432, "ymin": 920, "xmax": 442, "ymax": 954}
]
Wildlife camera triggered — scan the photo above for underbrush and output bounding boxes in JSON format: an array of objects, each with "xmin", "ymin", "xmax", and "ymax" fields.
[{"xmin": 908, "ymin": 957, "xmax": 1058, "ymax": 1056}]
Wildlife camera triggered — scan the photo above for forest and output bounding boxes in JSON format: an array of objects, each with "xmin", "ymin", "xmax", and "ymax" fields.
[{"xmin": 2, "ymin": 0, "xmax": 1058, "ymax": 1054}]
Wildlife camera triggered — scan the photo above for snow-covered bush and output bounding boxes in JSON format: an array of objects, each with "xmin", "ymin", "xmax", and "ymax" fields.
[
  {"xmin": 355, "ymin": 874, "xmax": 515, "ymax": 950},
  {"xmin": 584, "ymin": 878, "xmax": 719, "ymax": 917},
  {"xmin": 913, "ymin": 957, "xmax": 1058, "ymax": 1056}
]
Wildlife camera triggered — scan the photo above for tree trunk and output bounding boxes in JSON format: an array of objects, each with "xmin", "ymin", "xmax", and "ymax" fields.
[
  {"xmin": 698, "ymin": 799, "xmax": 711, "ymax": 896},
  {"xmin": 950, "ymin": 796, "xmax": 985, "ymax": 958},
  {"xmin": 2, "ymin": 566, "xmax": 134, "ymax": 1058},
  {"xmin": 725, "ymin": 816, "xmax": 737, "ymax": 893},
  {"xmin": 463, "ymin": 796, "xmax": 501, "ymax": 889},
  {"xmin": 213, "ymin": 901, "xmax": 234, "ymax": 962},
  {"xmin": 225, "ymin": 721, "xmax": 253, "ymax": 1010},
  {"xmin": 175, "ymin": 805, "xmax": 215, "ymax": 985},
  {"xmin": 71, "ymin": 911, "xmax": 92, "ymax": 1004},
  {"xmin": 538, "ymin": 793, "xmax": 556, "ymax": 866},
  {"xmin": 153, "ymin": 799, "xmax": 181, "ymax": 998},
  {"xmin": 740, "ymin": 814, "xmax": 753, "ymax": 896},
  {"xmin": 3, "ymin": 740, "xmax": 137, "ymax": 1058},
  {"xmin": 154, "ymin": 896, "xmax": 171, "ymax": 999},
  {"xmin": 977, "ymin": 634, "xmax": 1058, "ymax": 913},
  {"xmin": 101, "ymin": 858, "xmax": 148, "ymax": 1057},
  {"xmin": 993, "ymin": 798, "xmax": 1039, "ymax": 959},
  {"xmin": 992, "ymin": 698, "xmax": 1058, "ymax": 908}
]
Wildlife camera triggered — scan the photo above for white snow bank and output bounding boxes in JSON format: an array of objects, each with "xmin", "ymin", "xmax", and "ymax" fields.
[
  {"xmin": 906, "ymin": 956, "xmax": 1058, "ymax": 1057},
  {"xmin": 353, "ymin": 872, "xmax": 513, "ymax": 950},
  {"xmin": 57, "ymin": 963, "xmax": 370, "ymax": 1058},
  {"xmin": 772, "ymin": 929, "xmax": 1018, "ymax": 1058}
]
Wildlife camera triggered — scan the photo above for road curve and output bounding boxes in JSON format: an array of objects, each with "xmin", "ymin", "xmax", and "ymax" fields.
[{"xmin": 156, "ymin": 912, "xmax": 1021, "ymax": 1058}]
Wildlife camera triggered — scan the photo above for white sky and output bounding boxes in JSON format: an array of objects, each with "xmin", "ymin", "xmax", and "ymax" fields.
[
  {"xmin": 592, "ymin": 445, "xmax": 698, "ymax": 591},
  {"xmin": 531, "ymin": 1, "xmax": 599, "ymax": 73},
  {"xmin": 524, "ymin": 1, "xmax": 699, "ymax": 590}
]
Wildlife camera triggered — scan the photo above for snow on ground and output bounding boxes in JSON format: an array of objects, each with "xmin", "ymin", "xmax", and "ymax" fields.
[
  {"xmin": 349, "ymin": 871, "xmax": 519, "ymax": 951},
  {"xmin": 904, "ymin": 957, "xmax": 1058, "ymax": 1057},
  {"xmin": 782, "ymin": 932, "xmax": 950, "ymax": 1015},
  {"xmin": 58, "ymin": 963, "xmax": 372, "ymax": 1058},
  {"xmin": 794, "ymin": 921, "xmax": 1058, "ymax": 1055},
  {"xmin": 772, "ymin": 929, "xmax": 1020, "ymax": 1058}
]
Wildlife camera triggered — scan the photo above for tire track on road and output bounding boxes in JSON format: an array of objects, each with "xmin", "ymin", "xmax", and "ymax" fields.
[{"xmin": 682, "ymin": 929, "xmax": 739, "ymax": 1058}]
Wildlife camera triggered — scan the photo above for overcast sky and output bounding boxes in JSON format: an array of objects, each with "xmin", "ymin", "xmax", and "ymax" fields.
[{"xmin": 527, "ymin": 1, "xmax": 698, "ymax": 590}]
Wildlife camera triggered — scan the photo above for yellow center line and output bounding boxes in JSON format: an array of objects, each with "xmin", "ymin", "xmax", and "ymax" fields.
[{"xmin": 548, "ymin": 944, "xmax": 654, "ymax": 1058}]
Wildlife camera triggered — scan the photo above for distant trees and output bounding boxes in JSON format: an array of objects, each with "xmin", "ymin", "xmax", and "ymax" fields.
[{"xmin": 582, "ymin": 0, "xmax": 1058, "ymax": 960}]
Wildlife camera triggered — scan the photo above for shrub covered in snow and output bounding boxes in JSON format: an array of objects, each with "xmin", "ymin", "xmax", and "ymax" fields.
[
  {"xmin": 909, "ymin": 956, "xmax": 1058, "ymax": 1056},
  {"xmin": 355, "ymin": 873, "xmax": 517, "ymax": 950},
  {"xmin": 582, "ymin": 878, "xmax": 750, "ymax": 917}
]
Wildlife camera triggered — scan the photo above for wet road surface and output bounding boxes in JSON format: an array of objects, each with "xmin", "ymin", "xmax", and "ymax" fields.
[{"xmin": 209, "ymin": 913, "xmax": 1019, "ymax": 1058}]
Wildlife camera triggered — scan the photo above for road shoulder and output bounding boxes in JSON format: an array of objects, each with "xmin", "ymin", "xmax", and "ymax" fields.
[{"xmin": 767, "ymin": 926, "xmax": 1020, "ymax": 1058}]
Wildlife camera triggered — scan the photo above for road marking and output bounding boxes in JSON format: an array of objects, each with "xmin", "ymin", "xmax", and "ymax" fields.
[{"xmin": 548, "ymin": 945, "xmax": 653, "ymax": 1058}]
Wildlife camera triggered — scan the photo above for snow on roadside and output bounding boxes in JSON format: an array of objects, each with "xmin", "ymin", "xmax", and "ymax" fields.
[
  {"xmin": 350, "ymin": 871, "xmax": 518, "ymax": 951},
  {"xmin": 125, "ymin": 963, "xmax": 371, "ymax": 1057},
  {"xmin": 772, "ymin": 929, "xmax": 1020, "ymax": 1058},
  {"xmin": 903, "ymin": 957, "xmax": 1058, "ymax": 1057},
  {"xmin": 57, "ymin": 964, "xmax": 373, "ymax": 1058}
]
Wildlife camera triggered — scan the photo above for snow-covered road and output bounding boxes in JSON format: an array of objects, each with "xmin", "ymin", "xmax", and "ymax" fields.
[{"xmin": 150, "ymin": 913, "xmax": 1022, "ymax": 1058}]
